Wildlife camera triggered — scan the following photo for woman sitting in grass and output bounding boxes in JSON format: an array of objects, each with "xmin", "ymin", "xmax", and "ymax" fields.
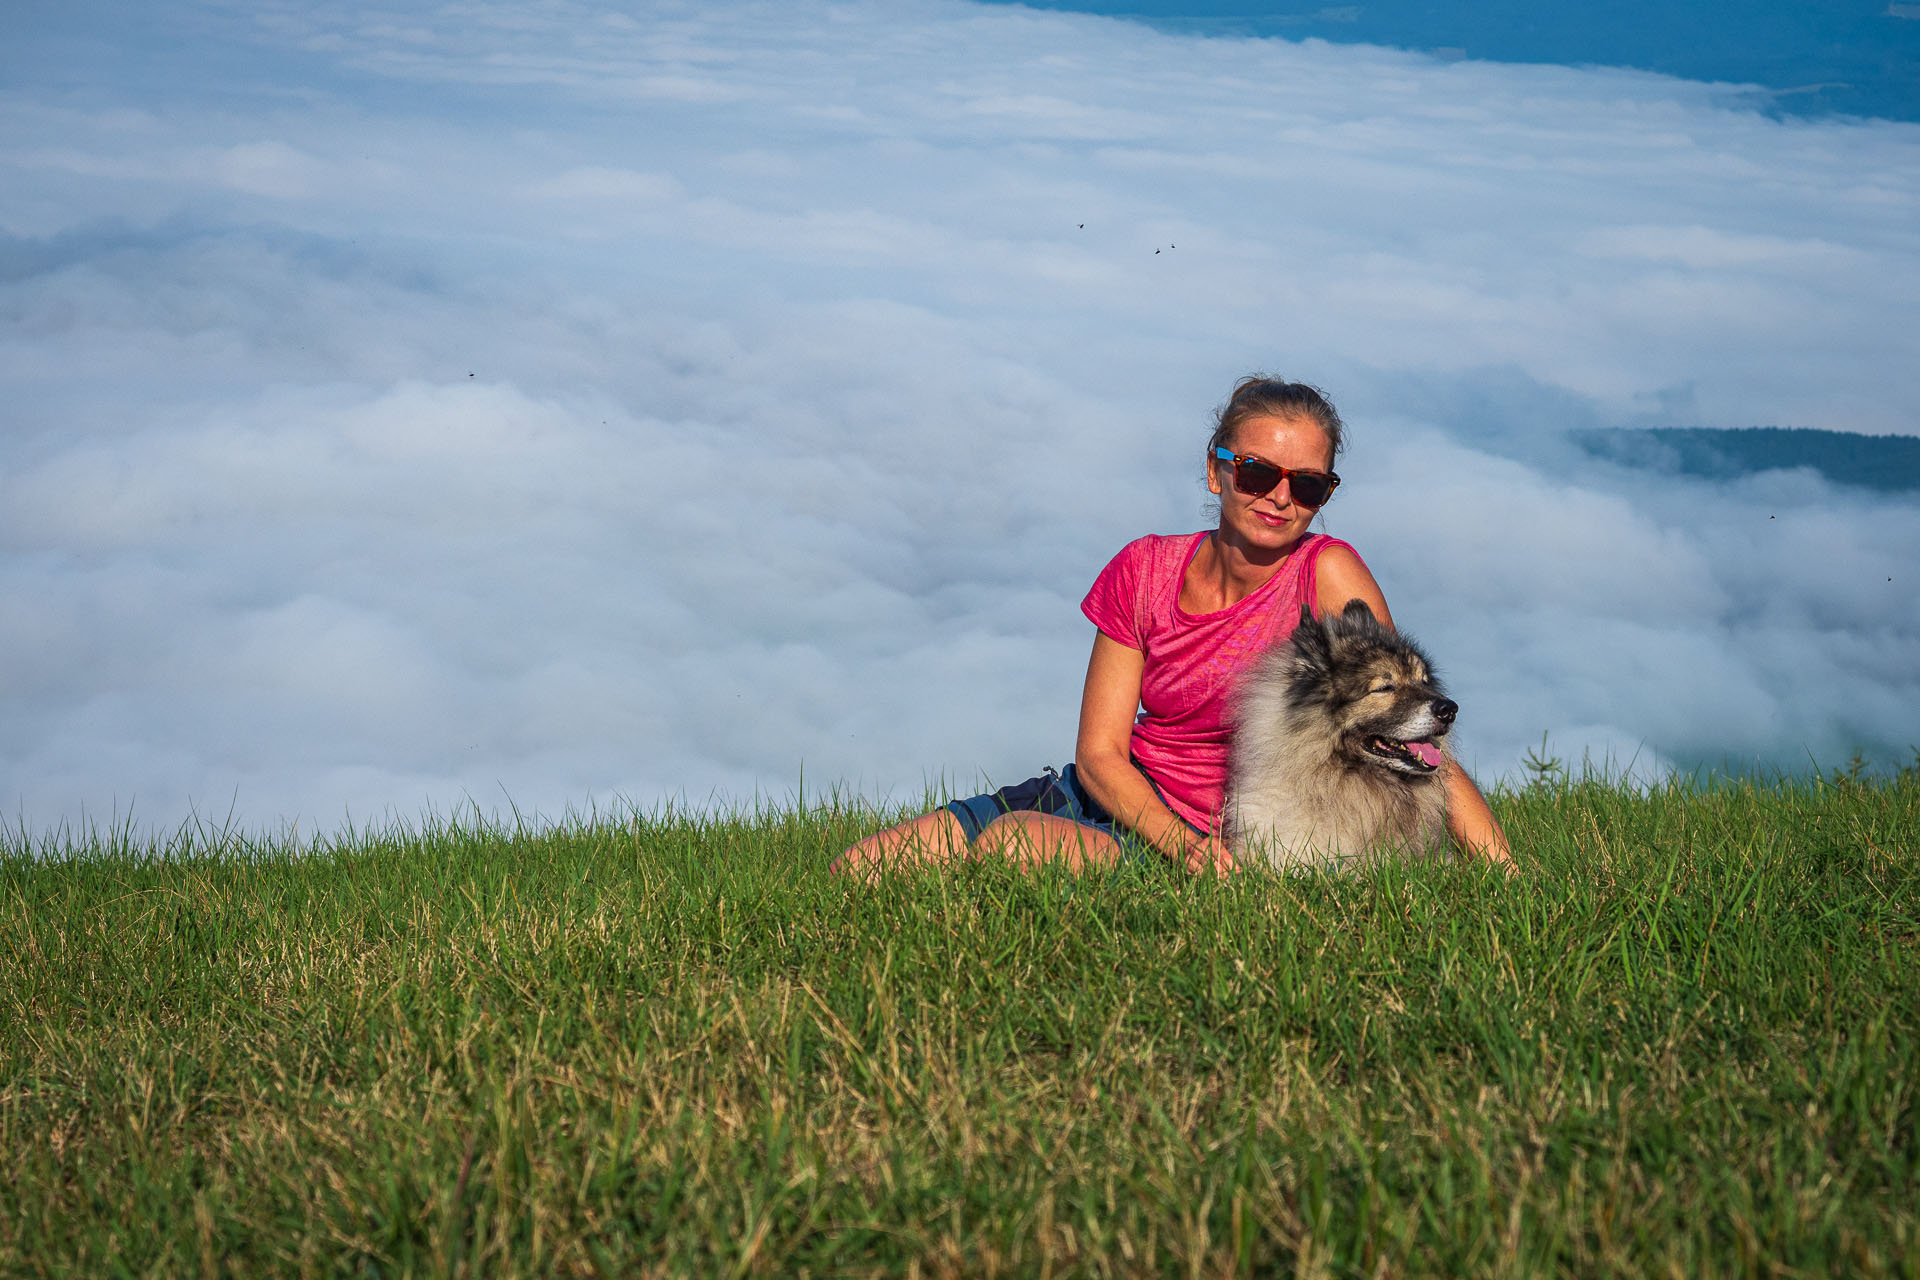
[{"xmin": 832, "ymin": 377, "xmax": 1512, "ymax": 878}]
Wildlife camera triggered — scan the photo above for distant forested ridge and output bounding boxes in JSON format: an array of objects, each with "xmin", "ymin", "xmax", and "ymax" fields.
[{"xmin": 1572, "ymin": 427, "xmax": 1920, "ymax": 494}]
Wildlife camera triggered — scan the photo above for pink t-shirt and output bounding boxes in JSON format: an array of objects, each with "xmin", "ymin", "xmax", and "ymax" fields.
[{"xmin": 1079, "ymin": 530, "xmax": 1358, "ymax": 833}]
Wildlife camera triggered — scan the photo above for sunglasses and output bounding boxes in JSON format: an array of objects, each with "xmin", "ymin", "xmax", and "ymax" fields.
[{"xmin": 1213, "ymin": 447, "xmax": 1341, "ymax": 508}]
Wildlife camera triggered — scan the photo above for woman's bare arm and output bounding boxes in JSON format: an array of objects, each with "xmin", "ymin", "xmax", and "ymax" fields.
[
  {"xmin": 1312, "ymin": 544, "xmax": 1394, "ymax": 628},
  {"xmin": 1073, "ymin": 632, "xmax": 1235, "ymax": 875},
  {"xmin": 1442, "ymin": 764, "xmax": 1512, "ymax": 866}
]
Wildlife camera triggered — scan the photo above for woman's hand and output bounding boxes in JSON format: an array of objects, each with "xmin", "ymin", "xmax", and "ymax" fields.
[{"xmin": 1179, "ymin": 830, "xmax": 1239, "ymax": 877}]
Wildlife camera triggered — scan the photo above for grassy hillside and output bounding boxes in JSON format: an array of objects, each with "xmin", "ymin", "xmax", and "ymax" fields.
[{"xmin": 4, "ymin": 773, "xmax": 1918, "ymax": 1276}]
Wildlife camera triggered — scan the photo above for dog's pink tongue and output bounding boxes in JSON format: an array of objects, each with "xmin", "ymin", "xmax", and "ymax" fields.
[{"xmin": 1409, "ymin": 740, "xmax": 1442, "ymax": 768}]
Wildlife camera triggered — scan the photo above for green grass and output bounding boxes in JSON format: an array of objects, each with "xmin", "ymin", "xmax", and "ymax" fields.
[{"xmin": 3, "ymin": 773, "xmax": 1918, "ymax": 1277}]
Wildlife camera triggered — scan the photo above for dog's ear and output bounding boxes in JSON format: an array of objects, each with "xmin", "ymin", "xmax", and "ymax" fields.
[
  {"xmin": 1289, "ymin": 604, "xmax": 1333, "ymax": 672},
  {"xmin": 1341, "ymin": 597, "xmax": 1377, "ymax": 628}
]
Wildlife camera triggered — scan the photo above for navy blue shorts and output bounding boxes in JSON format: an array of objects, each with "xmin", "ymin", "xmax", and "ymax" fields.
[{"xmin": 944, "ymin": 763, "xmax": 1206, "ymax": 854}]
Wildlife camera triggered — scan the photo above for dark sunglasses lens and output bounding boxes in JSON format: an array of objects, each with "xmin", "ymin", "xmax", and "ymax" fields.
[
  {"xmin": 1233, "ymin": 459, "xmax": 1281, "ymax": 495},
  {"xmin": 1290, "ymin": 473, "xmax": 1333, "ymax": 506}
]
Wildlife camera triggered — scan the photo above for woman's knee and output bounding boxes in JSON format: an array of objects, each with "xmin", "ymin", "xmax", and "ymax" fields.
[
  {"xmin": 976, "ymin": 813, "xmax": 1040, "ymax": 848},
  {"xmin": 831, "ymin": 809, "xmax": 967, "ymax": 877}
]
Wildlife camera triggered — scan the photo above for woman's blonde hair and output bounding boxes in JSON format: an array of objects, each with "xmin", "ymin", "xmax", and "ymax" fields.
[{"xmin": 1208, "ymin": 376, "xmax": 1345, "ymax": 461}]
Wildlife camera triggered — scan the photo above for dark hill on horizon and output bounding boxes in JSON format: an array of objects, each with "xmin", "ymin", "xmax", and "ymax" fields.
[
  {"xmin": 1572, "ymin": 427, "xmax": 1920, "ymax": 495},
  {"xmin": 984, "ymin": 0, "xmax": 1920, "ymax": 124}
]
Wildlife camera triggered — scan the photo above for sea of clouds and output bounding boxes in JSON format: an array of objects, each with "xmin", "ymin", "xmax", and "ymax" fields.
[{"xmin": 4, "ymin": 0, "xmax": 1918, "ymax": 835}]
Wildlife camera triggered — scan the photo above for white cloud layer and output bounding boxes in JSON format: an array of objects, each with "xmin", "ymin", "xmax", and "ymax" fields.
[{"xmin": 3, "ymin": 0, "xmax": 1918, "ymax": 834}]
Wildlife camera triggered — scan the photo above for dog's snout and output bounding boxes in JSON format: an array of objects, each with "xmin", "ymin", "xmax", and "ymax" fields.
[{"xmin": 1432, "ymin": 697, "xmax": 1458, "ymax": 724}]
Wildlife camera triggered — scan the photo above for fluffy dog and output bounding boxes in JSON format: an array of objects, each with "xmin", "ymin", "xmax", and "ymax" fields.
[{"xmin": 1227, "ymin": 599, "xmax": 1457, "ymax": 870}]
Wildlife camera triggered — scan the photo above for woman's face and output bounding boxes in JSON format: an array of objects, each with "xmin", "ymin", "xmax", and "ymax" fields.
[{"xmin": 1207, "ymin": 414, "xmax": 1335, "ymax": 552}]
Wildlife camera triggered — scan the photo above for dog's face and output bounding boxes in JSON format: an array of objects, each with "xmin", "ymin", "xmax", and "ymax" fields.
[{"xmin": 1283, "ymin": 600, "xmax": 1457, "ymax": 778}]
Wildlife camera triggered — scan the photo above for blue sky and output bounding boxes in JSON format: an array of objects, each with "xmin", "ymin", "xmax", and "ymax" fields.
[{"xmin": 3, "ymin": 0, "xmax": 1917, "ymax": 835}]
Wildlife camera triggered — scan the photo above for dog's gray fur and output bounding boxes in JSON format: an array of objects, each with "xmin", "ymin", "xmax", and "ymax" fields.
[{"xmin": 1227, "ymin": 599, "xmax": 1456, "ymax": 870}]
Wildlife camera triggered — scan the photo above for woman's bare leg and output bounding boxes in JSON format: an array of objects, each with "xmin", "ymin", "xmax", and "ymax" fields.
[
  {"xmin": 833, "ymin": 810, "xmax": 1131, "ymax": 881},
  {"xmin": 830, "ymin": 809, "xmax": 970, "ymax": 880},
  {"xmin": 974, "ymin": 812, "xmax": 1127, "ymax": 872}
]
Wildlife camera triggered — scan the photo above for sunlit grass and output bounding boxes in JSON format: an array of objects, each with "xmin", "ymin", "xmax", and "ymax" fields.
[{"xmin": 3, "ymin": 770, "xmax": 1917, "ymax": 1276}]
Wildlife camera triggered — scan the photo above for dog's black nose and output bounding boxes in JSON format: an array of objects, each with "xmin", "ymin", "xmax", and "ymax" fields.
[{"xmin": 1432, "ymin": 697, "xmax": 1458, "ymax": 724}]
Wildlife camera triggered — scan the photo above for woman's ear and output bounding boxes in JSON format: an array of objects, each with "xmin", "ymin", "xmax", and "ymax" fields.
[{"xmin": 1205, "ymin": 451, "xmax": 1223, "ymax": 496}]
